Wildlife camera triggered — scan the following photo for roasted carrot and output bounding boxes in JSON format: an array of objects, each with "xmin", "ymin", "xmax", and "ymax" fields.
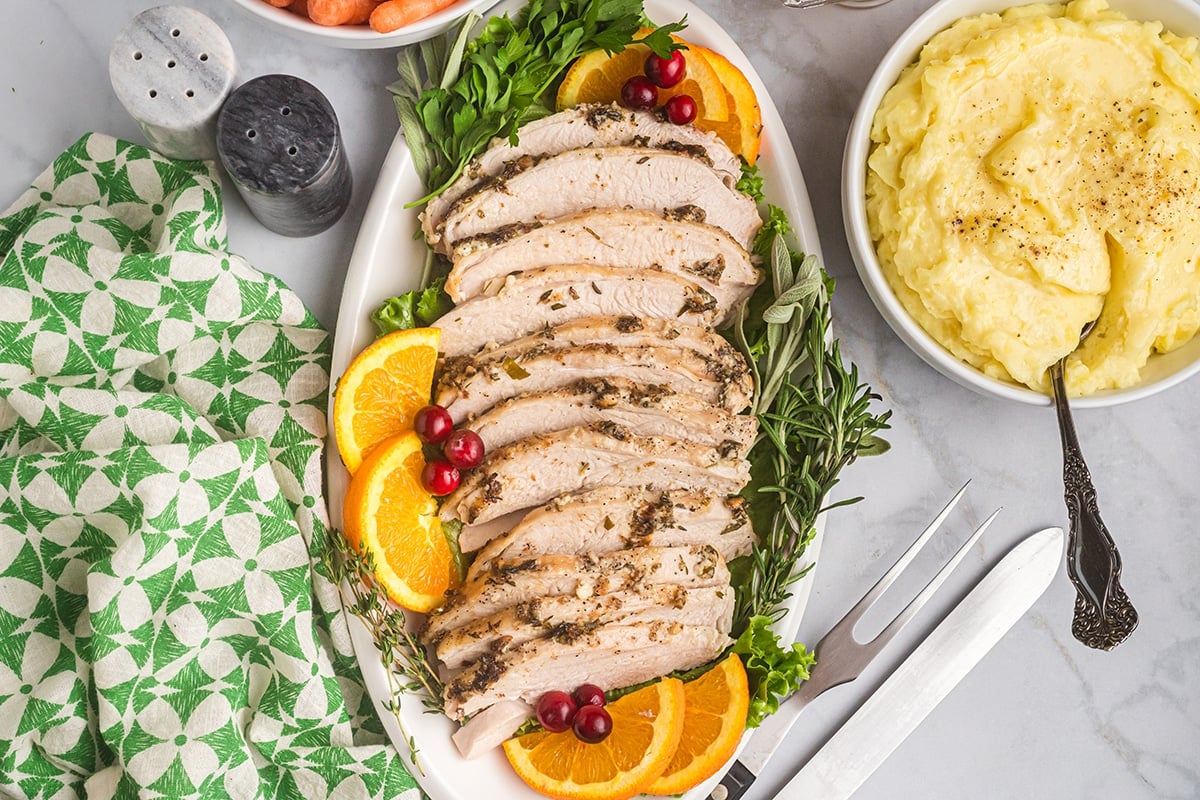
[
  {"xmin": 369, "ymin": 0, "xmax": 458, "ymax": 32},
  {"xmin": 288, "ymin": 0, "xmax": 310, "ymax": 15},
  {"xmin": 308, "ymin": 0, "xmax": 379, "ymax": 26},
  {"xmin": 265, "ymin": 0, "xmax": 291, "ymax": 7}
]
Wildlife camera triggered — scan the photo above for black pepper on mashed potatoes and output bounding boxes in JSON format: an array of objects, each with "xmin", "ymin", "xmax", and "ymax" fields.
[{"xmin": 867, "ymin": 0, "xmax": 1200, "ymax": 395}]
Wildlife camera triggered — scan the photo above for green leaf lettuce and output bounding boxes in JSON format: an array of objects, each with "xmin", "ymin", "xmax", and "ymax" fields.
[
  {"xmin": 732, "ymin": 615, "xmax": 816, "ymax": 728},
  {"xmin": 371, "ymin": 276, "xmax": 453, "ymax": 335}
]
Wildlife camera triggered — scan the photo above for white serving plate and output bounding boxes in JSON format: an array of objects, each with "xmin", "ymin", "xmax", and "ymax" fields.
[
  {"xmin": 227, "ymin": 0, "xmax": 504, "ymax": 49},
  {"xmin": 842, "ymin": 0, "xmax": 1200, "ymax": 408},
  {"xmin": 326, "ymin": 2, "xmax": 827, "ymax": 796}
]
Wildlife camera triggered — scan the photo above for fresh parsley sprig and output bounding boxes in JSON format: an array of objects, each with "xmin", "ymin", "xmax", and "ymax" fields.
[
  {"xmin": 389, "ymin": 0, "xmax": 685, "ymax": 202},
  {"xmin": 736, "ymin": 160, "xmax": 764, "ymax": 203}
]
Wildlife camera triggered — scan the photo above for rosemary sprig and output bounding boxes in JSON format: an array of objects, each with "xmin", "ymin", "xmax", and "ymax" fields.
[{"xmin": 731, "ymin": 208, "xmax": 892, "ymax": 633}]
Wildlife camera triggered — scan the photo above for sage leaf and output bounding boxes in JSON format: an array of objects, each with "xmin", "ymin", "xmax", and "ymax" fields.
[
  {"xmin": 393, "ymin": 97, "xmax": 431, "ymax": 185},
  {"xmin": 392, "ymin": 48, "xmax": 422, "ymax": 99},
  {"xmin": 440, "ymin": 12, "xmax": 480, "ymax": 90}
]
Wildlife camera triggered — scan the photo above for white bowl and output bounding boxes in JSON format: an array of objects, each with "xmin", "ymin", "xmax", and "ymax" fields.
[
  {"xmin": 226, "ymin": 0, "xmax": 502, "ymax": 49},
  {"xmin": 842, "ymin": 0, "xmax": 1200, "ymax": 408}
]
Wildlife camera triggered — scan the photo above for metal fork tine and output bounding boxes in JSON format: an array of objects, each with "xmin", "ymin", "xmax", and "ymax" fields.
[
  {"xmin": 843, "ymin": 482, "xmax": 970, "ymax": 628},
  {"xmin": 872, "ymin": 508, "xmax": 1001, "ymax": 648},
  {"xmin": 793, "ymin": 485, "xmax": 987, "ymax": 701}
]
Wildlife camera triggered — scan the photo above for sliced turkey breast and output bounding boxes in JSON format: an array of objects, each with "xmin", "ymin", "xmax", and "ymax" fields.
[
  {"xmin": 455, "ymin": 510, "xmax": 528, "ymax": 555},
  {"xmin": 438, "ymin": 315, "xmax": 746, "ymax": 391},
  {"xmin": 440, "ymin": 422, "xmax": 750, "ymax": 526},
  {"xmin": 436, "ymin": 343, "xmax": 753, "ymax": 424},
  {"xmin": 467, "ymin": 486, "xmax": 754, "ymax": 572},
  {"xmin": 432, "ymin": 266, "xmax": 725, "ymax": 356},
  {"xmin": 462, "ymin": 377, "xmax": 756, "ymax": 455},
  {"xmin": 434, "ymin": 583, "xmax": 733, "ymax": 670},
  {"xmin": 432, "ymin": 314, "xmax": 748, "ymax": 410},
  {"xmin": 447, "ymin": 209, "xmax": 759, "ymax": 298},
  {"xmin": 423, "ymin": 103, "xmax": 742, "ymax": 240},
  {"xmin": 451, "ymin": 699, "xmax": 533, "ymax": 759},
  {"xmin": 431, "ymin": 147, "xmax": 761, "ymax": 253},
  {"xmin": 423, "ymin": 544, "xmax": 728, "ymax": 643},
  {"xmin": 445, "ymin": 209, "xmax": 761, "ymax": 309},
  {"xmin": 443, "ymin": 622, "xmax": 730, "ymax": 719}
]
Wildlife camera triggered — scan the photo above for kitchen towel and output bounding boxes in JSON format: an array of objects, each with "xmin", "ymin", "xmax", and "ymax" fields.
[{"xmin": 0, "ymin": 133, "xmax": 417, "ymax": 799}]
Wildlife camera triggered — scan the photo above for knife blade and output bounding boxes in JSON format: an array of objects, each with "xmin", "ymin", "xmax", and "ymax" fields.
[{"xmin": 765, "ymin": 525, "xmax": 1064, "ymax": 799}]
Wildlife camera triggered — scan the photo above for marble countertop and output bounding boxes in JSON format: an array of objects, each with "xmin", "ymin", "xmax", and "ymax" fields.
[{"xmin": 3, "ymin": 1, "xmax": 1197, "ymax": 798}]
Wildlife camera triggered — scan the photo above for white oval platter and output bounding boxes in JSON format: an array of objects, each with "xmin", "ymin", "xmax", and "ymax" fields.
[{"xmin": 326, "ymin": 1, "xmax": 827, "ymax": 797}]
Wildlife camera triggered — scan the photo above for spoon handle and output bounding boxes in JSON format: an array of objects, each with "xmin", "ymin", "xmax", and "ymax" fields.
[{"xmin": 1050, "ymin": 363, "xmax": 1139, "ymax": 650}]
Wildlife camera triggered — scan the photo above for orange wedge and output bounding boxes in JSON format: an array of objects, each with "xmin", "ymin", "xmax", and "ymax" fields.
[
  {"xmin": 556, "ymin": 31, "xmax": 730, "ymax": 122},
  {"xmin": 646, "ymin": 654, "xmax": 750, "ymax": 795},
  {"xmin": 332, "ymin": 327, "xmax": 440, "ymax": 474},
  {"xmin": 690, "ymin": 46, "xmax": 764, "ymax": 165},
  {"xmin": 341, "ymin": 431, "xmax": 456, "ymax": 612},
  {"xmin": 504, "ymin": 678, "xmax": 687, "ymax": 800}
]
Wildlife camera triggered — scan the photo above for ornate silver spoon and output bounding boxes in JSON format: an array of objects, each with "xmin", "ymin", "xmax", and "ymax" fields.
[{"xmin": 1049, "ymin": 321, "xmax": 1138, "ymax": 650}]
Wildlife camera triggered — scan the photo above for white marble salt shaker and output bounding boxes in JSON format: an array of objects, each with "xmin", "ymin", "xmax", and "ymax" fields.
[{"xmin": 109, "ymin": 6, "xmax": 236, "ymax": 161}]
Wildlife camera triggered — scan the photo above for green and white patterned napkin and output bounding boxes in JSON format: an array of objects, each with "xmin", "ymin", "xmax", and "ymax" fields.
[{"xmin": 0, "ymin": 134, "xmax": 417, "ymax": 799}]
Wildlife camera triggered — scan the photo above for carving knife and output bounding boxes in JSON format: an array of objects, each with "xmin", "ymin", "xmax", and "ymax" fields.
[{"xmin": 718, "ymin": 526, "xmax": 1064, "ymax": 800}]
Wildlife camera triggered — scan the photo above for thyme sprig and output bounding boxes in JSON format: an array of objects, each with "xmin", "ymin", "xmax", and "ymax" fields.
[
  {"xmin": 320, "ymin": 526, "xmax": 443, "ymax": 772},
  {"xmin": 731, "ymin": 207, "xmax": 892, "ymax": 633}
]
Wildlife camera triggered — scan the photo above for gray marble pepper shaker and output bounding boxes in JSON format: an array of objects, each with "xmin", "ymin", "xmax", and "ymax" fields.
[
  {"xmin": 109, "ymin": 6, "xmax": 237, "ymax": 161},
  {"xmin": 216, "ymin": 75, "xmax": 353, "ymax": 238}
]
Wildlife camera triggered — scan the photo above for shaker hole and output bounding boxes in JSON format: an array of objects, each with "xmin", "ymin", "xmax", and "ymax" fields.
[
  {"xmin": 133, "ymin": 51, "xmax": 143, "ymax": 61},
  {"xmin": 171, "ymin": 28, "xmax": 181, "ymax": 37},
  {"xmin": 287, "ymin": 145, "xmax": 298, "ymax": 156},
  {"xmin": 199, "ymin": 53, "xmax": 209, "ymax": 62},
  {"xmin": 281, "ymin": 107, "xmax": 291, "ymax": 116},
  {"xmin": 167, "ymin": 60, "xmax": 176, "ymax": 69},
  {"xmin": 149, "ymin": 89, "xmax": 158, "ymax": 99},
  {"xmin": 247, "ymin": 129, "xmax": 257, "ymax": 139},
  {"xmin": 186, "ymin": 89, "xmax": 195, "ymax": 98}
]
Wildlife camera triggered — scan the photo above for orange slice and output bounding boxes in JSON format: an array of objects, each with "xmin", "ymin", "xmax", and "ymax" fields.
[
  {"xmin": 332, "ymin": 327, "xmax": 440, "ymax": 474},
  {"xmin": 503, "ymin": 678, "xmax": 687, "ymax": 800},
  {"xmin": 556, "ymin": 31, "xmax": 730, "ymax": 122},
  {"xmin": 646, "ymin": 654, "xmax": 750, "ymax": 795},
  {"xmin": 690, "ymin": 46, "xmax": 764, "ymax": 165},
  {"xmin": 341, "ymin": 431, "xmax": 455, "ymax": 612}
]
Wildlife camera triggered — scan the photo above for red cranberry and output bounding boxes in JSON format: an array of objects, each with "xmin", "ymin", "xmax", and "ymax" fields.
[
  {"xmin": 573, "ymin": 683, "xmax": 606, "ymax": 708},
  {"xmin": 421, "ymin": 459, "xmax": 460, "ymax": 496},
  {"xmin": 413, "ymin": 405, "xmax": 453, "ymax": 444},
  {"xmin": 620, "ymin": 76, "xmax": 658, "ymax": 110},
  {"xmin": 664, "ymin": 94, "xmax": 697, "ymax": 125},
  {"xmin": 645, "ymin": 50, "xmax": 687, "ymax": 89},
  {"xmin": 442, "ymin": 429, "xmax": 485, "ymax": 470},
  {"xmin": 572, "ymin": 704, "xmax": 612, "ymax": 744},
  {"xmin": 536, "ymin": 691, "xmax": 578, "ymax": 733}
]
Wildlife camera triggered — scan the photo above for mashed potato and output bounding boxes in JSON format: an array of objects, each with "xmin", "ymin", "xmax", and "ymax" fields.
[{"xmin": 867, "ymin": 0, "xmax": 1200, "ymax": 395}]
